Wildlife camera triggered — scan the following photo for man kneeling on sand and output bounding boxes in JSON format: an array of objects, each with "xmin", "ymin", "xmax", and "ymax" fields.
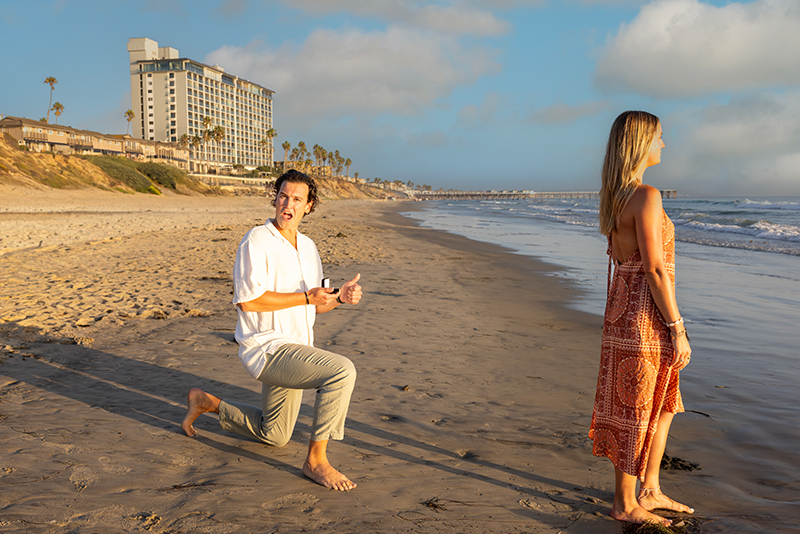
[{"xmin": 182, "ymin": 170, "xmax": 361, "ymax": 491}]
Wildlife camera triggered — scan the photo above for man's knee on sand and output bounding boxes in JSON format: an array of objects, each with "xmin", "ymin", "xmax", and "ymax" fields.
[
  {"xmin": 319, "ymin": 351, "xmax": 356, "ymax": 386},
  {"xmin": 335, "ymin": 357, "xmax": 357, "ymax": 388},
  {"xmin": 265, "ymin": 430, "xmax": 293, "ymax": 448}
]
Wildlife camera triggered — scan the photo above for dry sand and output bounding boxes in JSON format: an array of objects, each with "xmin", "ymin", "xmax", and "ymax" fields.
[{"xmin": 1, "ymin": 187, "xmax": 716, "ymax": 533}]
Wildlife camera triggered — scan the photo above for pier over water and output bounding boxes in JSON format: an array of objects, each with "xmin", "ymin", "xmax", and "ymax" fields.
[{"xmin": 411, "ymin": 189, "xmax": 677, "ymax": 201}]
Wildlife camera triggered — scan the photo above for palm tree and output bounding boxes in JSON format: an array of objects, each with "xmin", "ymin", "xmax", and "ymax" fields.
[
  {"xmin": 202, "ymin": 127, "xmax": 214, "ymax": 170},
  {"xmin": 282, "ymin": 141, "xmax": 291, "ymax": 171},
  {"xmin": 124, "ymin": 109, "xmax": 135, "ymax": 135},
  {"xmin": 259, "ymin": 133, "xmax": 274, "ymax": 167},
  {"xmin": 264, "ymin": 127, "xmax": 277, "ymax": 165},
  {"xmin": 51, "ymin": 102, "xmax": 64, "ymax": 124},
  {"xmin": 320, "ymin": 148, "xmax": 328, "ymax": 176},
  {"xmin": 202, "ymin": 116, "xmax": 213, "ymax": 166},
  {"xmin": 345, "ymin": 158, "xmax": 352, "ymax": 178},
  {"xmin": 297, "ymin": 141, "xmax": 307, "ymax": 171},
  {"xmin": 312, "ymin": 144, "xmax": 321, "ymax": 168},
  {"xmin": 178, "ymin": 133, "xmax": 190, "ymax": 165},
  {"xmin": 44, "ymin": 77, "xmax": 57, "ymax": 123},
  {"xmin": 190, "ymin": 135, "xmax": 202, "ymax": 172},
  {"xmin": 333, "ymin": 150, "xmax": 343, "ymax": 177},
  {"xmin": 211, "ymin": 125, "xmax": 225, "ymax": 173}
]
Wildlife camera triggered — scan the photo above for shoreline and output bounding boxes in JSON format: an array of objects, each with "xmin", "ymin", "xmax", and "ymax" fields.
[{"xmin": 0, "ymin": 193, "xmax": 788, "ymax": 532}]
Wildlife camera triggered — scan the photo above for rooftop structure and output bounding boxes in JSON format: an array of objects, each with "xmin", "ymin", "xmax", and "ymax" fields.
[{"xmin": 127, "ymin": 37, "xmax": 275, "ymax": 173}]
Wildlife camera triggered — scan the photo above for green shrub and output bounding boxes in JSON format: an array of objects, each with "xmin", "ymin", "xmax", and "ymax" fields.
[
  {"xmin": 81, "ymin": 156, "xmax": 153, "ymax": 193},
  {"xmin": 137, "ymin": 162, "xmax": 179, "ymax": 189}
]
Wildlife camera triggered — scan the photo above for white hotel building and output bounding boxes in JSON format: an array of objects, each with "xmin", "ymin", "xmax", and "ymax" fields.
[{"xmin": 127, "ymin": 37, "xmax": 274, "ymax": 173}]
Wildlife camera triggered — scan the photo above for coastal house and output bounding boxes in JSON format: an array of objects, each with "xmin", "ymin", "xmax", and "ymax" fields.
[
  {"xmin": 127, "ymin": 37, "xmax": 275, "ymax": 174},
  {"xmin": 0, "ymin": 116, "xmax": 189, "ymax": 170}
]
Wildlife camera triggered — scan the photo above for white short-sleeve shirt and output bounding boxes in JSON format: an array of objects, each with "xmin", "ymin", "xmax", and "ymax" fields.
[{"xmin": 232, "ymin": 219, "xmax": 323, "ymax": 378}]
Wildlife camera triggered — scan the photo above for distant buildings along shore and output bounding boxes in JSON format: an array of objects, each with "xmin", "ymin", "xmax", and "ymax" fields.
[
  {"xmin": 1, "ymin": 37, "xmax": 275, "ymax": 176},
  {"xmin": 128, "ymin": 37, "xmax": 275, "ymax": 174}
]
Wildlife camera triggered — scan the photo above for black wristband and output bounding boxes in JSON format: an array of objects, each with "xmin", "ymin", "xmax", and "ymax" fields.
[
  {"xmin": 304, "ymin": 291, "xmax": 309, "ymax": 305},
  {"xmin": 336, "ymin": 295, "xmax": 343, "ymax": 304}
]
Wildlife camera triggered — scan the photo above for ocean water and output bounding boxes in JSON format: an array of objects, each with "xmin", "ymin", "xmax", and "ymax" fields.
[{"xmin": 403, "ymin": 196, "xmax": 800, "ymax": 528}]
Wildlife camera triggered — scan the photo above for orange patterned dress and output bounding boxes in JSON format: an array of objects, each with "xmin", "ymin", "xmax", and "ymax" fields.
[{"xmin": 589, "ymin": 211, "xmax": 684, "ymax": 480}]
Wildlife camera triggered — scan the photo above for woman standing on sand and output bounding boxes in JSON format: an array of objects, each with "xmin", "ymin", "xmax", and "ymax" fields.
[{"xmin": 589, "ymin": 111, "xmax": 695, "ymax": 527}]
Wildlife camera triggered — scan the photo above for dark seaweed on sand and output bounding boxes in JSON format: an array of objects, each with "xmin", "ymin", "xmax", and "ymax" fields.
[
  {"xmin": 660, "ymin": 454, "xmax": 701, "ymax": 472},
  {"xmin": 623, "ymin": 516, "xmax": 711, "ymax": 534}
]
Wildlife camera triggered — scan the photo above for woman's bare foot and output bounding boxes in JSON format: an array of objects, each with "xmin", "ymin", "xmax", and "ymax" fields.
[
  {"xmin": 610, "ymin": 502, "xmax": 672, "ymax": 526},
  {"xmin": 181, "ymin": 388, "xmax": 221, "ymax": 437},
  {"xmin": 638, "ymin": 487, "xmax": 694, "ymax": 514},
  {"xmin": 302, "ymin": 459, "xmax": 356, "ymax": 491}
]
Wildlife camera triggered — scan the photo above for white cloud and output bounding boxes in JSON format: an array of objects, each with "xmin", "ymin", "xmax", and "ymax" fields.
[
  {"xmin": 205, "ymin": 27, "xmax": 500, "ymax": 126},
  {"xmin": 594, "ymin": 0, "xmax": 800, "ymax": 98},
  {"xmin": 688, "ymin": 91, "xmax": 800, "ymax": 159},
  {"xmin": 664, "ymin": 90, "xmax": 800, "ymax": 195},
  {"xmin": 408, "ymin": 130, "xmax": 448, "ymax": 147},
  {"xmin": 529, "ymin": 100, "xmax": 608, "ymax": 124},
  {"xmin": 572, "ymin": 0, "xmax": 648, "ymax": 5},
  {"xmin": 218, "ymin": 0, "xmax": 247, "ymax": 18},
  {"xmin": 284, "ymin": 0, "xmax": 511, "ymax": 36},
  {"xmin": 457, "ymin": 92, "xmax": 502, "ymax": 127}
]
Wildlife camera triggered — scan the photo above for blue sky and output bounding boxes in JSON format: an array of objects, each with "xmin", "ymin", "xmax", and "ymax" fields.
[{"xmin": 2, "ymin": 0, "xmax": 799, "ymax": 195}]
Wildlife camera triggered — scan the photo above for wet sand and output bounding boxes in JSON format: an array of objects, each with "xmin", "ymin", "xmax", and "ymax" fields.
[{"xmin": 0, "ymin": 187, "xmax": 784, "ymax": 533}]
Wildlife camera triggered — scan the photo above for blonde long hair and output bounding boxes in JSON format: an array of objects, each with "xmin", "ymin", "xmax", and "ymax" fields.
[{"xmin": 599, "ymin": 111, "xmax": 660, "ymax": 235}]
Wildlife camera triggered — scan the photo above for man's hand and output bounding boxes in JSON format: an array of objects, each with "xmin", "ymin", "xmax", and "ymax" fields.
[
  {"xmin": 308, "ymin": 286, "xmax": 339, "ymax": 306},
  {"xmin": 339, "ymin": 273, "xmax": 362, "ymax": 305}
]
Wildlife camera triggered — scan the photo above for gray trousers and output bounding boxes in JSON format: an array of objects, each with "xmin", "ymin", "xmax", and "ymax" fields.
[{"xmin": 218, "ymin": 343, "xmax": 356, "ymax": 446}]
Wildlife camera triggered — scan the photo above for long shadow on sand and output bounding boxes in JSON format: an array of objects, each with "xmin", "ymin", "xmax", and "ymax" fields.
[{"xmin": 1, "ymin": 324, "xmax": 598, "ymax": 525}]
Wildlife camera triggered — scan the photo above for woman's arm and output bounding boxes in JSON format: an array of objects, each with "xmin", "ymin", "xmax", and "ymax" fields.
[{"xmin": 634, "ymin": 186, "xmax": 692, "ymax": 368}]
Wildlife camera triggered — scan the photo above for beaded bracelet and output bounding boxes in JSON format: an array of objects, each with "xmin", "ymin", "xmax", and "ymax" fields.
[{"xmin": 666, "ymin": 317, "xmax": 684, "ymax": 328}]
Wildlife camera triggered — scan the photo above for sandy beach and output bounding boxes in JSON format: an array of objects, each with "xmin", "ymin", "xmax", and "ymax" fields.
[{"xmin": 0, "ymin": 187, "xmax": 778, "ymax": 533}]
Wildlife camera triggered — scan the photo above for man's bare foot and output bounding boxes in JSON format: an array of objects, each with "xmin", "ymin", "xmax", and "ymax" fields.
[
  {"xmin": 610, "ymin": 502, "xmax": 672, "ymax": 526},
  {"xmin": 638, "ymin": 487, "xmax": 694, "ymax": 514},
  {"xmin": 302, "ymin": 459, "xmax": 356, "ymax": 491},
  {"xmin": 181, "ymin": 388, "xmax": 220, "ymax": 437}
]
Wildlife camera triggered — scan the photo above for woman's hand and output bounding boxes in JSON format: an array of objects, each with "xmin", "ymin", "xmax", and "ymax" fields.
[{"xmin": 672, "ymin": 333, "xmax": 692, "ymax": 370}]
